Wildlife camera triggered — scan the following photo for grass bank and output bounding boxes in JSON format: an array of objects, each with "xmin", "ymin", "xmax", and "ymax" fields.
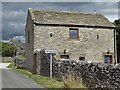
[
  {"xmin": 2, "ymin": 59, "xmax": 13, "ymax": 63},
  {"xmin": 7, "ymin": 63, "xmax": 65, "ymax": 88},
  {"xmin": 7, "ymin": 63, "xmax": 86, "ymax": 89}
]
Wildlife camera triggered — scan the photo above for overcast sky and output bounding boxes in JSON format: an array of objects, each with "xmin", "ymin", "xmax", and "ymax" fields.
[{"xmin": 2, "ymin": 2, "xmax": 119, "ymax": 41}]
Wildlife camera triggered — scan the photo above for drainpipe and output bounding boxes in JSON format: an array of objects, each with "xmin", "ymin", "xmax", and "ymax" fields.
[{"xmin": 114, "ymin": 29, "xmax": 117, "ymax": 64}]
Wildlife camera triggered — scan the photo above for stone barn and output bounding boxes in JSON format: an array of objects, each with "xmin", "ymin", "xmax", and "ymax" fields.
[{"xmin": 25, "ymin": 8, "xmax": 117, "ymax": 73}]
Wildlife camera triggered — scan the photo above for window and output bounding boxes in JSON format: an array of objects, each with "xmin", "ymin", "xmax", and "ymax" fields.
[
  {"xmin": 104, "ymin": 55, "xmax": 112, "ymax": 64},
  {"xmin": 69, "ymin": 28, "xmax": 79, "ymax": 39},
  {"xmin": 96, "ymin": 35, "xmax": 99, "ymax": 39},
  {"xmin": 79, "ymin": 57, "xmax": 85, "ymax": 61},
  {"xmin": 50, "ymin": 33, "xmax": 53, "ymax": 37},
  {"xmin": 60, "ymin": 55, "xmax": 69, "ymax": 60}
]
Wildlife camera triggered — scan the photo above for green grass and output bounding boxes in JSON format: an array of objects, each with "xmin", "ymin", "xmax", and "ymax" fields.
[
  {"xmin": 7, "ymin": 63, "xmax": 87, "ymax": 89},
  {"xmin": 2, "ymin": 59, "xmax": 13, "ymax": 63},
  {"xmin": 63, "ymin": 80, "xmax": 86, "ymax": 88},
  {"xmin": 16, "ymin": 69, "xmax": 65, "ymax": 88},
  {"xmin": 7, "ymin": 62, "xmax": 15, "ymax": 69},
  {"xmin": 7, "ymin": 64, "xmax": 14, "ymax": 68},
  {"xmin": 7, "ymin": 63, "xmax": 65, "ymax": 88},
  {"xmin": 62, "ymin": 74, "xmax": 86, "ymax": 88},
  {"xmin": 16, "ymin": 54, "xmax": 25, "ymax": 60}
]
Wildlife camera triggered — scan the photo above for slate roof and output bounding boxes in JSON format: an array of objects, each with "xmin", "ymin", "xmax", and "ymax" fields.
[{"xmin": 28, "ymin": 8, "xmax": 115, "ymax": 28}]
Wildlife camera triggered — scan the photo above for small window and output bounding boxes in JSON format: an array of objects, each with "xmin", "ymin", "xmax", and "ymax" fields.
[
  {"xmin": 50, "ymin": 33, "xmax": 53, "ymax": 37},
  {"xmin": 79, "ymin": 57, "xmax": 85, "ymax": 61},
  {"xmin": 69, "ymin": 28, "xmax": 79, "ymax": 39},
  {"xmin": 60, "ymin": 55, "xmax": 69, "ymax": 60},
  {"xmin": 97, "ymin": 35, "xmax": 99, "ymax": 39},
  {"xmin": 104, "ymin": 55, "xmax": 112, "ymax": 64}
]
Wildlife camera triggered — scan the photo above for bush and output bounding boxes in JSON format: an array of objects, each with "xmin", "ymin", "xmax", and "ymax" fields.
[{"xmin": 2, "ymin": 42, "xmax": 18, "ymax": 57}]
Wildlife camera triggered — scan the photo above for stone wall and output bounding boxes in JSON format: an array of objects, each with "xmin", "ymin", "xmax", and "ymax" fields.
[
  {"xmin": 39, "ymin": 49, "xmax": 50, "ymax": 77},
  {"xmin": 38, "ymin": 49, "xmax": 57, "ymax": 76},
  {"xmin": 25, "ymin": 9, "xmax": 35, "ymax": 73},
  {"xmin": 2, "ymin": 57, "xmax": 14, "ymax": 61},
  {"xmin": 14, "ymin": 57, "xmax": 25, "ymax": 68},
  {"xmin": 38, "ymin": 51, "xmax": 120, "ymax": 88},
  {"xmin": 34, "ymin": 25, "xmax": 115, "ymax": 63},
  {"xmin": 52, "ymin": 60, "xmax": 120, "ymax": 89}
]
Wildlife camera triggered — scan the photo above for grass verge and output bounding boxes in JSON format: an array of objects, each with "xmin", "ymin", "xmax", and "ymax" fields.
[
  {"xmin": 7, "ymin": 63, "xmax": 65, "ymax": 88},
  {"xmin": 2, "ymin": 60, "xmax": 13, "ymax": 63},
  {"xmin": 7, "ymin": 63, "xmax": 87, "ymax": 89},
  {"xmin": 7, "ymin": 63, "xmax": 14, "ymax": 68}
]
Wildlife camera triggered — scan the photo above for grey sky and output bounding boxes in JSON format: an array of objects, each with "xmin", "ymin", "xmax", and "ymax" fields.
[{"xmin": 2, "ymin": 2, "xmax": 118, "ymax": 40}]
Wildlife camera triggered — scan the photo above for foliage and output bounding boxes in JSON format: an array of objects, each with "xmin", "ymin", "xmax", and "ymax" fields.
[
  {"xmin": 113, "ymin": 19, "xmax": 120, "ymax": 35},
  {"xmin": 16, "ymin": 54, "xmax": 25, "ymax": 60},
  {"xmin": 7, "ymin": 63, "xmax": 14, "ymax": 68},
  {"xmin": 2, "ymin": 60, "xmax": 13, "ymax": 63},
  {"xmin": 2, "ymin": 42, "xmax": 18, "ymax": 57},
  {"xmin": 113, "ymin": 19, "xmax": 120, "ymax": 30},
  {"xmin": 114, "ymin": 19, "xmax": 120, "ymax": 63},
  {"xmin": 62, "ymin": 73, "xmax": 86, "ymax": 88}
]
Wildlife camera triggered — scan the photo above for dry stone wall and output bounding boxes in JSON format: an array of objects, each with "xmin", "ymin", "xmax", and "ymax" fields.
[
  {"xmin": 53, "ymin": 60, "xmax": 120, "ymax": 89},
  {"xmin": 39, "ymin": 50, "xmax": 120, "ymax": 89},
  {"xmin": 39, "ymin": 49, "xmax": 50, "ymax": 77}
]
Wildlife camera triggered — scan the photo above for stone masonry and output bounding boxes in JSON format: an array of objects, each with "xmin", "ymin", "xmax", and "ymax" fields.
[
  {"xmin": 38, "ymin": 51, "xmax": 120, "ymax": 89},
  {"xmin": 53, "ymin": 60, "xmax": 120, "ymax": 89},
  {"xmin": 25, "ymin": 8, "xmax": 116, "ymax": 73},
  {"xmin": 52, "ymin": 60, "xmax": 120, "ymax": 89},
  {"xmin": 34, "ymin": 26, "xmax": 115, "ymax": 62}
]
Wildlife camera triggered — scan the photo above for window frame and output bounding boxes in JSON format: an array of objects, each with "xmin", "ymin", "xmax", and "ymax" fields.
[
  {"xmin": 69, "ymin": 28, "xmax": 79, "ymax": 39},
  {"xmin": 102, "ymin": 52, "xmax": 113, "ymax": 64},
  {"xmin": 79, "ymin": 57, "xmax": 85, "ymax": 61},
  {"xmin": 104, "ymin": 55, "xmax": 112, "ymax": 64},
  {"xmin": 60, "ymin": 55, "xmax": 69, "ymax": 60}
]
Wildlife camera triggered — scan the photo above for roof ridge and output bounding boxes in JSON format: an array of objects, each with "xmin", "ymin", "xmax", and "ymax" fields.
[
  {"xmin": 28, "ymin": 8, "xmax": 115, "ymax": 28},
  {"xmin": 32, "ymin": 9, "xmax": 102, "ymax": 15}
]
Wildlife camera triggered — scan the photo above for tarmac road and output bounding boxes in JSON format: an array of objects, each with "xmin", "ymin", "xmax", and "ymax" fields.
[{"xmin": 1, "ymin": 63, "xmax": 44, "ymax": 88}]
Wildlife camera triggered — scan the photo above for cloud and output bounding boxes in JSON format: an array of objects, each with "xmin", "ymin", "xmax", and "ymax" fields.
[
  {"xmin": 2, "ymin": 0, "xmax": 120, "ymax": 2},
  {"xmin": 2, "ymin": 21, "xmax": 25, "ymax": 40},
  {"xmin": 3, "ymin": 11, "xmax": 26, "ymax": 24},
  {"xmin": 2, "ymin": 2, "xmax": 118, "ymax": 40}
]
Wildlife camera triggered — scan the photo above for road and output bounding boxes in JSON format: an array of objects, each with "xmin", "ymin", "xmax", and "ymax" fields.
[{"xmin": 1, "ymin": 63, "xmax": 44, "ymax": 88}]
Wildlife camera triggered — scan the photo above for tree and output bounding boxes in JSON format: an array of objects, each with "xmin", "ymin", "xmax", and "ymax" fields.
[
  {"xmin": 113, "ymin": 19, "xmax": 120, "ymax": 63},
  {"xmin": 2, "ymin": 42, "xmax": 18, "ymax": 57}
]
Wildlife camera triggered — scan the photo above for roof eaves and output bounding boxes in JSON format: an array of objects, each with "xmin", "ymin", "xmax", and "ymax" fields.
[{"xmin": 34, "ymin": 22, "xmax": 116, "ymax": 29}]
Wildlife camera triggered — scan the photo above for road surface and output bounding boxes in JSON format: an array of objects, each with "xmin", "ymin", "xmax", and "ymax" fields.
[{"xmin": 1, "ymin": 63, "xmax": 44, "ymax": 88}]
